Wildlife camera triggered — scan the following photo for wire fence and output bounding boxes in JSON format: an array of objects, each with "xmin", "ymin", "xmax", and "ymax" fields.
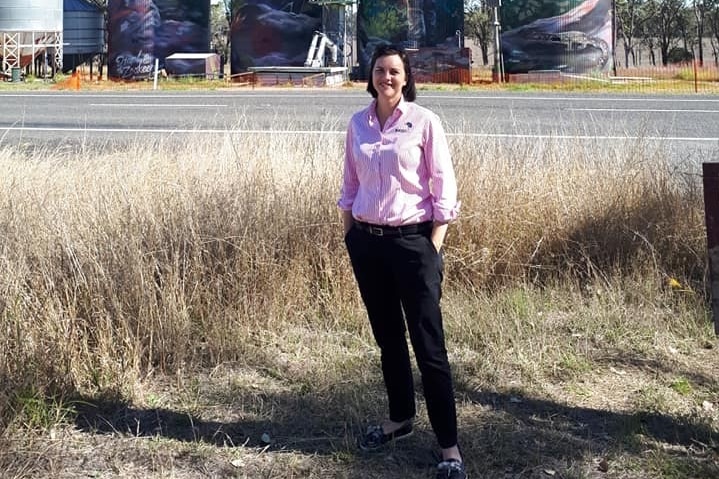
[{"xmin": 470, "ymin": 62, "xmax": 719, "ymax": 93}]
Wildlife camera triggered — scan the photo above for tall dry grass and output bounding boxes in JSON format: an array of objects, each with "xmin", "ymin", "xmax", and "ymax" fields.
[{"xmin": 0, "ymin": 130, "xmax": 710, "ymax": 432}]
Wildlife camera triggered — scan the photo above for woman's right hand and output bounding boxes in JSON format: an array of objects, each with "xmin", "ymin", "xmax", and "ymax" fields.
[{"xmin": 342, "ymin": 210, "xmax": 354, "ymax": 236}]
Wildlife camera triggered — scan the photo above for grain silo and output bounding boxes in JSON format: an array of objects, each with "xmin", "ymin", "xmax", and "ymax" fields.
[
  {"xmin": 108, "ymin": 0, "xmax": 211, "ymax": 80},
  {"xmin": 0, "ymin": 0, "xmax": 64, "ymax": 79},
  {"xmin": 63, "ymin": 0, "xmax": 105, "ymax": 73},
  {"xmin": 355, "ymin": 0, "xmax": 467, "ymax": 83}
]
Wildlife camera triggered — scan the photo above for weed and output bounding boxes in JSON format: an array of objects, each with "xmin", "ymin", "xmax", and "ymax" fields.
[
  {"xmin": 13, "ymin": 390, "xmax": 77, "ymax": 431},
  {"xmin": 670, "ymin": 378, "xmax": 693, "ymax": 396}
]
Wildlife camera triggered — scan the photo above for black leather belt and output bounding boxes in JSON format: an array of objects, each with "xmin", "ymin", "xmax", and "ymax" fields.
[{"xmin": 353, "ymin": 220, "xmax": 432, "ymax": 237}]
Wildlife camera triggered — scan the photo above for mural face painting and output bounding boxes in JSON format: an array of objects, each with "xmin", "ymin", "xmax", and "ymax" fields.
[
  {"xmin": 99, "ymin": 0, "xmax": 615, "ymax": 83},
  {"xmin": 500, "ymin": 0, "xmax": 613, "ymax": 74},
  {"xmin": 108, "ymin": 0, "xmax": 210, "ymax": 80},
  {"xmin": 356, "ymin": 0, "xmax": 466, "ymax": 82},
  {"xmin": 230, "ymin": 1, "xmax": 322, "ymax": 74},
  {"xmin": 228, "ymin": 1, "xmax": 467, "ymax": 78}
]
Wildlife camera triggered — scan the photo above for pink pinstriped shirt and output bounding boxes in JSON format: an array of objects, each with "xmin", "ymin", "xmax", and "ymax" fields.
[{"xmin": 338, "ymin": 98, "xmax": 459, "ymax": 227}]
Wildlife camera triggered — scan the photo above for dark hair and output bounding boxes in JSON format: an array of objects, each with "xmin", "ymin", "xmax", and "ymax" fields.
[{"xmin": 366, "ymin": 44, "xmax": 417, "ymax": 102}]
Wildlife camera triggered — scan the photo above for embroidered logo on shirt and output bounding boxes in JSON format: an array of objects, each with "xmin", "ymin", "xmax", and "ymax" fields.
[{"xmin": 393, "ymin": 122, "xmax": 414, "ymax": 133}]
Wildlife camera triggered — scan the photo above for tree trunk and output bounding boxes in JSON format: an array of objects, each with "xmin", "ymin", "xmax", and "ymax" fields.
[
  {"xmin": 660, "ymin": 34, "xmax": 671, "ymax": 66},
  {"xmin": 624, "ymin": 44, "xmax": 630, "ymax": 67}
]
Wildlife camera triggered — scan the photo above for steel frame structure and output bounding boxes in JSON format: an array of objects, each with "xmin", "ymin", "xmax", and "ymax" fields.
[
  {"xmin": 309, "ymin": 0, "xmax": 356, "ymax": 69},
  {"xmin": 2, "ymin": 30, "xmax": 63, "ymax": 75}
]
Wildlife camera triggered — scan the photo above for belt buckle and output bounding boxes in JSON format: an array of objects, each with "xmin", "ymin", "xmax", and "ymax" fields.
[{"xmin": 369, "ymin": 226, "xmax": 384, "ymax": 236}]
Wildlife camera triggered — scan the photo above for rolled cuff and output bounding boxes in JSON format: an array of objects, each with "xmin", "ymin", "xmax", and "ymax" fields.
[
  {"xmin": 433, "ymin": 200, "xmax": 460, "ymax": 223},
  {"xmin": 337, "ymin": 198, "xmax": 354, "ymax": 211}
]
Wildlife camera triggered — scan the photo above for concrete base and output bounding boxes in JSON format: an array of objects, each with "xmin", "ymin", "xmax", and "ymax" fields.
[{"xmin": 247, "ymin": 66, "xmax": 348, "ymax": 87}]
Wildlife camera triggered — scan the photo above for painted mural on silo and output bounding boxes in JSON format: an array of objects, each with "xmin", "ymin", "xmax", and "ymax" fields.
[
  {"xmin": 108, "ymin": 0, "xmax": 210, "ymax": 80},
  {"xmin": 357, "ymin": 1, "xmax": 467, "ymax": 82},
  {"xmin": 230, "ymin": 1, "xmax": 321, "ymax": 73},
  {"xmin": 500, "ymin": 0, "xmax": 612, "ymax": 74}
]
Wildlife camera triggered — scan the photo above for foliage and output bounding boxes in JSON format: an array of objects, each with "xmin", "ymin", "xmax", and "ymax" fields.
[
  {"xmin": 667, "ymin": 46, "xmax": 694, "ymax": 62},
  {"xmin": 211, "ymin": 0, "xmax": 232, "ymax": 63},
  {"xmin": 465, "ymin": 0, "xmax": 493, "ymax": 65},
  {"xmin": 361, "ymin": 0, "xmax": 407, "ymax": 40},
  {"xmin": 616, "ymin": 0, "xmax": 719, "ymax": 66}
]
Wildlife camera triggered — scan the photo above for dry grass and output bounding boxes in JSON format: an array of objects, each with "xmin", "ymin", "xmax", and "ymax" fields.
[{"xmin": 0, "ymin": 131, "xmax": 717, "ymax": 478}]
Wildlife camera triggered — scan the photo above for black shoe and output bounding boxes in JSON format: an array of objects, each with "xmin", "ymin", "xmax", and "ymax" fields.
[
  {"xmin": 358, "ymin": 421, "xmax": 413, "ymax": 451},
  {"xmin": 435, "ymin": 458, "xmax": 467, "ymax": 479}
]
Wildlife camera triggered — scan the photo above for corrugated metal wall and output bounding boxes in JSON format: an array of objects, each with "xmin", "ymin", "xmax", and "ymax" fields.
[
  {"xmin": 0, "ymin": 0, "xmax": 63, "ymax": 32},
  {"xmin": 64, "ymin": 3, "xmax": 103, "ymax": 55}
]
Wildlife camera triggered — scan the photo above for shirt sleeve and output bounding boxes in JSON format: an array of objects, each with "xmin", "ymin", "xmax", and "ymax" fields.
[
  {"xmin": 424, "ymin": 112, "xmax": 460, "ymax": 223},
  {"xmin": 337, "ymin": 119, "xmax": 359, "ymax": 212}
]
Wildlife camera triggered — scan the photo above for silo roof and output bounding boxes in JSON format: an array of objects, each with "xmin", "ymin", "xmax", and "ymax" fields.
[{"xmin": 64, "ymin": 0, "xmax": 101, "ymax": 12}]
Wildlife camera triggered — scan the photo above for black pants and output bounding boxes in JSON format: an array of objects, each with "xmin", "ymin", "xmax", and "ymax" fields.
[{"xmin": 344, "ymin": 224, "xmax": 458, "ymax": 448}]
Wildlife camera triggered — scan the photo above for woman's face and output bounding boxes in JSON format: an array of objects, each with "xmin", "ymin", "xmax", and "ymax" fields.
[{"xmin": 372, "ymin": 54, "xmax": 407, "ymax": 104}]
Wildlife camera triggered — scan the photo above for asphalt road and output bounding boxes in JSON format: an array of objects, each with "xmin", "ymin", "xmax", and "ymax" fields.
[{"xmin": 1, "ymin": 90, "xmax": 717, "ymax": 165}]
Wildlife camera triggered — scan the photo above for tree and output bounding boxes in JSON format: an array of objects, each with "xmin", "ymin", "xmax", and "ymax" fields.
[
  {"xmin": 694, "ymin": 0, "xmax": 718, "ymax": 66},
  {"xmin": 644, "ymin": 0, "xmax": 686, "ymax": 66},
  {"xmin": 464, "ymin": 0, "xmax": 492, "ymax": 65},
  {"xmin": 676, "ymin": 3, "xmax": 694, "ymax": 53},
  {"xmin": 211, "ymin": 0, "xmax": 232, "ymax": 68},
  {"xmin": 615, "ymin": 0, "xmax": 650, "ymax": 67},
  {"xmin": 707, "ymin": 1, "xmax": 719, "ymax": 64}
]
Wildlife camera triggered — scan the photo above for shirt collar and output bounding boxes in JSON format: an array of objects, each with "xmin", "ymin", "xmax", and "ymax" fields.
[
  {"xmin": 394, "ymin": 97, "xmax": 409, "ymax": 115},
  {"xmin": 368, "ymin": 97, "xmax": 409, "ymax": 123}
]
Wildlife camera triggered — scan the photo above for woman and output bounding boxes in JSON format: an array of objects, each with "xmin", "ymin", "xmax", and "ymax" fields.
[{"xmin": 338, "ymin": 44, "xmax": 466, "ymax": 479}]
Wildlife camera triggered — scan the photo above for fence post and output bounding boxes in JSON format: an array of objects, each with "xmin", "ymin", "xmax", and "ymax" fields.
[
  {"xmin": 702, "ymin": 162, "xmax": 719, "ymax": 335},
  {"xmin": 153, "ymin": 58, "xmax": 160, "ymax": 90}
]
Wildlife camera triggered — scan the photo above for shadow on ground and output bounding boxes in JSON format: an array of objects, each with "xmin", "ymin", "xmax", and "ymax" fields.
[{"xmin": 72, "ymin": 371, "xmax": 719, "ymax": 478}]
